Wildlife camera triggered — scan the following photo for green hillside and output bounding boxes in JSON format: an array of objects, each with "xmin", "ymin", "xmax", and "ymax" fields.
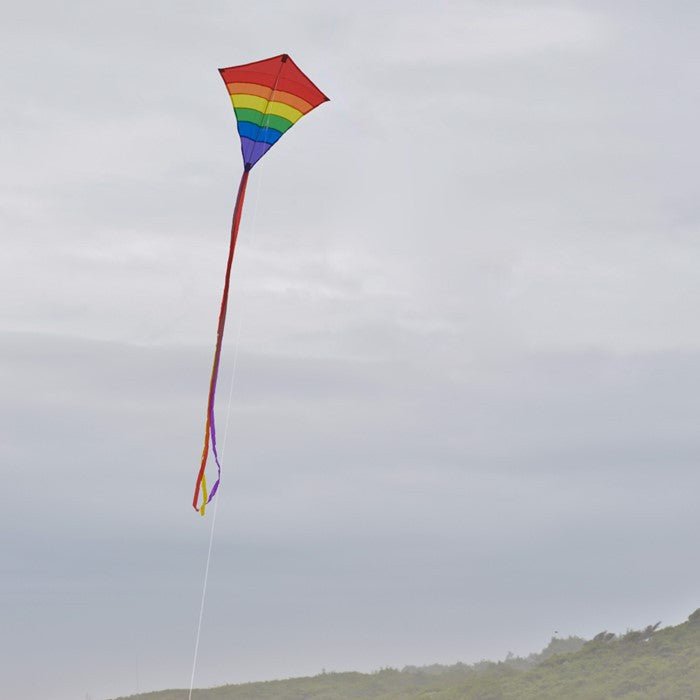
[{"xmin": 115, "ymin": 609, "xmax": 700, "ymax": 700}]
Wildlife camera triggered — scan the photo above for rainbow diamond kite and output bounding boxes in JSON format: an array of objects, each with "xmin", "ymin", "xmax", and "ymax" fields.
[
  {"xmin": 192, "ymin": 54, "xmax": 329, "ymax": 515},
  {"xmin": 222, "ymin": 53, "xmax": 329, "ymax": 169}
]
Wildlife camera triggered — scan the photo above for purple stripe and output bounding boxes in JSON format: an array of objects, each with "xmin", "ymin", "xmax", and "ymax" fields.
[
  {"xmin": 240, "ymin": 137, "xmax": 274, "ymax": 168},
  {"xmin": 207, "ymin": 397, "xmax": 222, "ymax": 502}
]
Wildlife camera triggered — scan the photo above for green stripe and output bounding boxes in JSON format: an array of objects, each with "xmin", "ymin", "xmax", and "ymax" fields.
[{"xmin": 234, "ymin": 108, "xmax": 294, "ymax": 134}]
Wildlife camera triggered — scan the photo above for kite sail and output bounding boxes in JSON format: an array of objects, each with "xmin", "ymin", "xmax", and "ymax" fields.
[{"xmin": 192, "ymin": 54, "xmax": 329, "ymax": 515}]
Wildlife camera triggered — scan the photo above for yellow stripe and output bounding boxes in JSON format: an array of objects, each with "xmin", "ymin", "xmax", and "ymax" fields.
[
  {"xmin": 199, "ymin": 474, "xmax": 208, "ymax": 516},
  {"xmin": 230, "ymin": 93, "xmax": 267, "ymax": 113},
  {"xmin": 267, "ymin": 101, "xmax": 303, "ymax": 123},
  {"xmin": 230, "ymin": 94, "xmax": 303, "ymax": 124}
]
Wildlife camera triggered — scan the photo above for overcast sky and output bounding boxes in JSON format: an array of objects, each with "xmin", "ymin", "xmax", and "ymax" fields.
[{"xmin": 2, "ymin": 2, "xmax": 700, "ymax": 699}]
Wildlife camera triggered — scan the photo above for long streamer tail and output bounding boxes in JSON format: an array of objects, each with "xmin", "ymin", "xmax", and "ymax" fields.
[{"xmin": 193, "ymin": 168, "xmax": 251, "ymax": 515}]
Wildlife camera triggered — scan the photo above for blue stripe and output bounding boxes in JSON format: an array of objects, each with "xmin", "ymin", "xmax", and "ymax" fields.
[{"xmin": 237, "ymin": 120, "xmax": 282, "ymax": 145}]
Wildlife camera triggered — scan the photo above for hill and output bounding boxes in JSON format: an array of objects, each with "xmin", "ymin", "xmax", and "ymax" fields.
[{"xmin": 113, "ymin": 609, "xmax": 700, "ymax": 700}]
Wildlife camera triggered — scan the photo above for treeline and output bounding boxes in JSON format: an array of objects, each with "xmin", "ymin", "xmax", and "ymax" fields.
[{"xmin": 114, "ymin": 608, "xmax": 700, "ymax": 700}]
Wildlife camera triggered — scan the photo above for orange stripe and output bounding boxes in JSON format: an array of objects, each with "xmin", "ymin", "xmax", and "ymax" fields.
[
  {"xmin": 227, "ymin": 82, "xmax": 272, "ymax": 99},
  {"xmin": 226, "ymin": 82, "xmax": 313, "ymax": 114}
]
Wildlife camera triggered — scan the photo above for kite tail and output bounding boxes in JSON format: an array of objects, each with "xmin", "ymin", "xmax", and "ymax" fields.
[{"xmin": 193, "ymin": 168, "xmax": 251, "ymax": 515}]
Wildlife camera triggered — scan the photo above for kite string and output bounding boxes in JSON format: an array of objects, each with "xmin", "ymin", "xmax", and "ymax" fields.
[
  {"xmin": 188, "ymin": 492, "xmax": 218, "ymax": 700},
  {"xmin": 251, "ymin": 58, "xmax": 285, "ymax": 154},
  {"xmin": 187, "ymin": 168, "xmax": 266, "ymax": 700}
]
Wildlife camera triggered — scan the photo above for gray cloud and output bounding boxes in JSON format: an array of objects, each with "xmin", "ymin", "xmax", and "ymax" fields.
[{"xmin": 2, "ymin": 2, "xmax": 700, "ymax": 699}]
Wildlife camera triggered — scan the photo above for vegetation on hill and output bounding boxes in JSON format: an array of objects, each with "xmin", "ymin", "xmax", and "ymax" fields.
[{"xmin": 114, "ymin": 609, "xmax": 700, "ymax": 700}]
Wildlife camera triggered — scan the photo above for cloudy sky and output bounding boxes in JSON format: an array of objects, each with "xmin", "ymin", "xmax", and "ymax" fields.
[{"xmin": 2, "ymin": 2, "xmax": 700, "ymax": 699}]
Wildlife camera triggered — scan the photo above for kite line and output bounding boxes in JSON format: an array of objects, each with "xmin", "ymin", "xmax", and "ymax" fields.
[
  {"xmin": 188, "ymin": 169, "xmax": 267, "ymax": 698},
  {"xmin": 188, "ymin": 53, "xmax": 328, "ymax": 695}
]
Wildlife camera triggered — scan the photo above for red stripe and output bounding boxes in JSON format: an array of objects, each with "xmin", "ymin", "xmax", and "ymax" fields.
[{"xmin": 219, "ymin": 54, "xmax": 328, "ymax": 109}]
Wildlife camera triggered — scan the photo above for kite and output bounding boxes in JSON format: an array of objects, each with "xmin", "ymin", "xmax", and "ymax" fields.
[{"xmin": 192, "ymin": 54, "xmax": 329, "ymax": 515}]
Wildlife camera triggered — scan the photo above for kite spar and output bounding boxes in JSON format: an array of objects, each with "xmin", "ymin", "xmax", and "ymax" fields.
[{"xmin": 192, "ymin": 54, "xmax": 329, "ymax": 515}]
